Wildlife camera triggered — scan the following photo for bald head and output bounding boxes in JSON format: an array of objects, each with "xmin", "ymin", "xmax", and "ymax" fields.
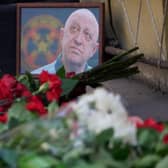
[
  {"xmin": 64, "ymin": 8, "xmax": 99, "ymax": 41},
  {"xmin": 61, "ymin": 8, "xmax": 99, "ymax": 74}
]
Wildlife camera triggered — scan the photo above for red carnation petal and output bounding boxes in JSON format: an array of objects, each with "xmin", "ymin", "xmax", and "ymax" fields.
[
  {"xmin": 163, "ymin": 134, "xmax": 168, "ymax": 144},
  {"xmin": 26, "ymin": 96, "xmax": 47, "ymax": 116},
  {"xmin": 66, "ymin": 72, "xmax": 76, "ymax": 78},
  {"xmin": 0, "ymin": 113, "xmax": 8, "ymax": 123}
]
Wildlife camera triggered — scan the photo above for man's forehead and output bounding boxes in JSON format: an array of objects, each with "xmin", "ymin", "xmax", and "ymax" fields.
[
  {"xmin": 65, "ymin": 10, "xmax": 99, "ymax": 39},
  {"xmin": 70, "ymin": 12, "xmax": 96, "ymax": 22},
  {"xmin": 67, "ymin": 14, "xmax": 97, "ymax": 31}
]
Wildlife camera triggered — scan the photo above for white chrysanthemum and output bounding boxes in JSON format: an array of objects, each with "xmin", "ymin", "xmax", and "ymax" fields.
[
  {"xmin": 72, "ymin": 87, "xmax": 137, "ymax": 145},
  {"xmin": 93, "ymin": 88, "xmax": 118, "ymax": 112},
  {"xmin": 114, "ymin": 120, "xmax": 137, "ymax": 145},
  {"xmin": 87, "ymin": 112, "xmax": 113, "ymax": 134}
]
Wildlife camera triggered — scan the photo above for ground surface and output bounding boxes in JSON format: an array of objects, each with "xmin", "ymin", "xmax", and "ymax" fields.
[{"xmin": 102, "ymin": 78, "xmax": 168, "ymax": 121}]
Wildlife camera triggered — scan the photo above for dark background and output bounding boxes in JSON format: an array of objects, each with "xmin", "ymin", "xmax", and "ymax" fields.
[{"xmin": 0, "ymin": 0, "xmax": 79, "ymax": 75}]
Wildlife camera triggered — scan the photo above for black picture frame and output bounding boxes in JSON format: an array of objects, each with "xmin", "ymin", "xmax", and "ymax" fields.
[{"xmin": 16, "ymin": 2, "xmax": 104, "ymax": 75}]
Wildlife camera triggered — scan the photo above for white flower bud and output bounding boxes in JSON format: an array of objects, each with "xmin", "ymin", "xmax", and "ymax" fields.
[
  {"xmin": 41, "ymin": 142, "xmax": 50, "ymax": 151},
  {"xmin": 49, "ymin": 128, "xmax": 57, "ymax": 139}
]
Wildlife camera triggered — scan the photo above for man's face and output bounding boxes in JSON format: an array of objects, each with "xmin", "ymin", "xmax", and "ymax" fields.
[{"xmin": 61, "ymin": 11, "xmax": 99, "ymax": 66}]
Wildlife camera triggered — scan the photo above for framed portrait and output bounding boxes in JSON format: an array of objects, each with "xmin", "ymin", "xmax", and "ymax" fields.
[{"xmin": 16, "ymin": 2, "xmax": 104, "ymax": 75}]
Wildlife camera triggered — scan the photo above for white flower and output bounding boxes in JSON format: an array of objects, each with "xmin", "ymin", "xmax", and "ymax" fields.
[
  {"xmin": 114, "ymin": 119, "xmax": 137, "ymax": 145},
  {"xmin": 49, "ymin": 128, "xmax": 58, "ymax": 139},
  {"xmin": 71, "ymin": 87, "xmax": 137, "ymax": 145},
  {"xmin": 87, "ymin": 112, "xmax": 113, "ymax": 134},
  {"xmin": 41, "ymin": 142, "xmax": 50, "ymax": 151}
]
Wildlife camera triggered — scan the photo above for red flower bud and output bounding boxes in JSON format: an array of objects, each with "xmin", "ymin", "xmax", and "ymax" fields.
[
  {"xmin": 0, "ymin": 113, "xmax": 8, "ymax": 123},
  {"xmin": 66, "ymin": 72, "xmax": 76, "ymax": 78},
  {"xmin": 163, "ymin": 134, "xmax": 168, "ymax": 144}
]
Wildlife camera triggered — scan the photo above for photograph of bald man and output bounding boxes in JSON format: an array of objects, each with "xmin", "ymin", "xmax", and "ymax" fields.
[{"xmin": 31, "ymin": 8, "xmax": 100, "ymax": 74}]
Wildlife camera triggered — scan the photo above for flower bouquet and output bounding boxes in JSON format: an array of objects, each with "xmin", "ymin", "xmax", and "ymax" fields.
[
  {"xmin": 0, "ymin": 46, "xmax": 143, "ymax": 125},
  {"xmin": 1, "ymin": 47, "xmax": 162, "ymax": 168},
  {"xmin": 0, "ymin": 88, "xmax": 168, "ymax": 168}
]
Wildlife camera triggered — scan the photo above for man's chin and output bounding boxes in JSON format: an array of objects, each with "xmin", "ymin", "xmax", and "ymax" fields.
[{"xmin": 68, "ymin": 54, "xmax": 82, "ymax": 64}]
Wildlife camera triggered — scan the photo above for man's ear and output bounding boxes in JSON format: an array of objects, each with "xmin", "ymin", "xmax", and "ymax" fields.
[
  {"xmin": 59, "ymin": 27, "xmax": 64, "ymax": 40},
  {"xmin": 91, "ymin": 42, "xmax": 99, "ymax": 57}
]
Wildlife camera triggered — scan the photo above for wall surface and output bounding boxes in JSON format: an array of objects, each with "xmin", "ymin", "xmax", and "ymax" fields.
[{"xmin": 81, "ymin": 0, "xmax": 168, "ymax": 92}]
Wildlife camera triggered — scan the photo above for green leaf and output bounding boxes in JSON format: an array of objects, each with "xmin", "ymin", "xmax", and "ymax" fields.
[
  {"xmin": 0, "ymin": 123, "xmax": 8, "ymax": 133},
  {"xmin": 63, "ymin": 149, "xmax": 80, "ymax": 163},
  {"xmin": 156, "ymin": 155, "xmax": 168, "ymax": 168},
  {"xmin": 61, "ymin": 78, "xmax": 79, "ymax": 97},
  {"xmin": 19, "ymin": 153, "xmax": 58, "ymax": 168},
  {"xmin": 95, "ymin": 147, "xmax": 127, "ymax": 168},
  {"xmin": 41, "ymin": 155, "xmax": 60, "ymax": 166},
  {"xmin": 47, "ymin": 101, "xmax": 59, "ymax": 119},
  {"xmin": 156, "ymin": 143, "xmax": 168, "ymax": 156},
  {"xmin": 107, "ymin": 160, "xmax": 129, "ymax": 168},
  {"xmin": 56, "ymin": 66, "xmax": 66, "ymax": 78},
  {"xmin": 137, "ymin": 128, "xmax": 159, "ymax": 152},
  {"xmin": 0, "ymin": 148, "xmax": 18, "ymax": 168},
  {"xmin": 110, "ymin": 139, "xmax": 131, "ymax": 160},
  {"xmin": 72, "ymin": 160, "xmax": 106, "ymax": 168},
  {"xmin": 8, "ymin": 118, "xmax": 20, "ymax": 129},
  {"xmin": 17, "ymin": 72, "xmax": 39, "ymax": 92},
  {"xmin": 96, "ymin": 128, "xmax": 113, "ymax": 145},
  {"xmin": 56, "ymin": 162, "xmax": 67, "ymax": 168},
  {"xmin": 8, "ymin": 101, "xmax": 37, "ymax": 126},
  {"xmin": 25, "ymin": 71, "xmax": 39, "ymax": 92},
  {"xmin": 133, "ymin": 154, "xmax": 160, "ymax": 168}
]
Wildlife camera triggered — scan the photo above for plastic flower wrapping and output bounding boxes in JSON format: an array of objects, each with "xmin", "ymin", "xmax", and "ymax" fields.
[{"xmin": 0, "ymin": 47, "xmax": 168, "ymax": 167}]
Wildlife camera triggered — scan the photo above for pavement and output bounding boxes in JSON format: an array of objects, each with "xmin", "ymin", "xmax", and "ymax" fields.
[{"xmin": 102, "ymin": 78, "xmax": 168, "ymax": 121}]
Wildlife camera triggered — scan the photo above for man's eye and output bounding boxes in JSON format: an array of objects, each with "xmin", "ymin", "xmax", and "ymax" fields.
[
  {"xmin": 85, "ymin": 32, "xmax": 92, "ymax": 41},
  {"xmin": 70, "ymin": 25, "xmax": 79, "ymax": 33}
]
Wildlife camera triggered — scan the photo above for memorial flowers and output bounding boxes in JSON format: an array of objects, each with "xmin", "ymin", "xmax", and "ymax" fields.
[
  {"xmin": 0, "ymin": 88, "xmax": 168, "ymax": 168},
  {"xmin": 2, "ymin": 47, "xmax": 167, "ymax": 167}
]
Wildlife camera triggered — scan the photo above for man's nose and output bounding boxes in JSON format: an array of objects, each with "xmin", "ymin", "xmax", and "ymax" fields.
[{"xmin": 74, "ymin": 32, "xmax": 83, "ymax": 45}]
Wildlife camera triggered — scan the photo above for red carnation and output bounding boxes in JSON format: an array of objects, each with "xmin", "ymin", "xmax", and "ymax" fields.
[
  {"xmin": 39, "ymin": 71, "xmax": 62, "ymax": 89},
  {"xmin": 46, "ymin": 87, "xmax": 62, "ymax": 102},
  {"xmin": 0, "ymin": 81, "xmax": 13, "ymax": 100},
  {"xmin": 39, "ymin": 71, "xmax": 50, "ymax": 83},
  {"xmin": 48, "ymin": 77, "xmax": 62, "ymax": 90},
  {"xmin": 0, "ymin": 75, "xmax": 17, "ymax": 116},
  {"xmin": 1, "ymin": 74, "xmax": 17, "ymax": 89},
  {"xmin": 0, "ymin": 106, "xmax": 5, "ymax": 112},
  {"xmin": 15, "ymin": 83, "xmax": 32, "ymax": 98},
  {"xmin": 0, "ymin": 106, "xmax": 9, "ymax": 115},
  {"xmin": 26, "ymin": 96, "xmax": 47, "ymax": 116},
  {"xmin": 137, "ymin": 118, "xmax": 164, "ymax": 132},
  {"xmin": 0, "ymin": 113, "xmax": 8, "ymax": 123},
  {"xmin": 38, "ymin": 71, "xmax": 62, "ymax": 101},
  {"xmin": 0, "ymin": 82, "xmax": 14, "ymax": 112},
  {"xmin": 163, "ymin": 134, "xmax": 168, "ymax": 144}
]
